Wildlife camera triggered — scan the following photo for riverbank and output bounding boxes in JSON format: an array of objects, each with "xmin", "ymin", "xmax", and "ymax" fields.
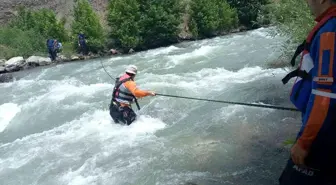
[{"xmin": 0, "ymin": 26, "xmax": 260, "ymax": 82}]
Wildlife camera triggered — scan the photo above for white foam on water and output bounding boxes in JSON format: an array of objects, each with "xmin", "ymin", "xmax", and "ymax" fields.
[
  {"xmin": 141, "ymin": 66, "xmax": 287, "ymax": 95},
  {"xmin": 0, "ymin": 109, "xmax": 166, "ymax": 184},
  {"xmin": 249, "ymin": 27, "xmax": 275, "ymax": 39},
  {"xmin": 47, "ymin": 82, "xmax": 111, "ymax": 102},
  {"xmin": 108, "ymin": 56, "xmax": 123, "ymax": 62},
  {"xmin": 0, "ymin": 103, "xmax": 21, "ymax": 133},
  {"xmin": 20, "ymin": 81, "xmax": 112, "ymax": 108},
  {"xmin": 142, "ymin": 45, "xmax": 180, "ymax": 58},
  {"xmin": 0, "ymin": 27, "xmax": 287, "ymax": 185},
  {"xmin": 165, "ymin": 45, "xmax": 217, "ymax": 68}
]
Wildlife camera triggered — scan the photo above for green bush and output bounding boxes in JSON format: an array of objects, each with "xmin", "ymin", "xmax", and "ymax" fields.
[
  {"xmin": 108, "ymin": 0, "xmax": 182, "ymax": 51},
  {"xmin": 108, "ymin": 0, "xmax": 143, "ymax": 50},
  {"xmin": 266, "ymin": 0, "xmax": 314, "ymax": 67},
  {"xmin": 139, "ymin": 0, "xmax": 182, "ymax": 49},
  {"xmin": 72, "ymin": 0, "xmax": 105, "ymax": 53},
  {"xmin": 10, "ymin": 6, "xmax": 68, "ymax": 41},
  {"xmin": 227, "ymin": 0, "xmax": 269, "ymax": 29},
  {"xmin": 269, "ymin": 0, "xmax": 314, "ymax": 43},
  {"xmin": 1, "ymin": 6, "xmax": 68, "ymax": 59},
  {"xmin": 188, "ymin": 0, "xmax": 238, "ymax": 38},
  {"xmin": 0, "ymin": 27, "xmax": 45, "ymax": 59}
]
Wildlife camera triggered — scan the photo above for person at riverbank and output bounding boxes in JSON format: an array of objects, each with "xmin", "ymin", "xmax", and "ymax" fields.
[
  {"xmin": 46, "ymin": 39, "xmax": 58, "ymax": 61},
  {"xmin": 279, "ymin": 0, "xmax": 336, "ymax": 184},
  {"xmin": 56, "ymin": 42, "xmax": 62, "ymax": 53},
  {"xmin": 109, "ymin": 65, "xmax": 156, "ymax": 125},
  {"xmin": 78, "ymin": 32, "xmax": 88, "ymax": 55}
]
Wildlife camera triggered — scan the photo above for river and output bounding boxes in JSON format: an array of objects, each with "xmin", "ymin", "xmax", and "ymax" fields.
[{"xmin": 0, "ymin": 27, "xmax": 300, "ymax": 185}]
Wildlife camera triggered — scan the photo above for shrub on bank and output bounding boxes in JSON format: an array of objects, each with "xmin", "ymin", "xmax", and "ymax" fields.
[
  {"xmin": 227, "ymin": 0, "xmax": 270, "ymax": 29},
  {"xmin": 71, "ymin": 0, "xmax": 106, "ymax": 53},
  {"xmin": 107, "ymin": 0, "xmax": 181, "ymax": 51},
  {"xmin": 1, "ymin": 0, "xmax": 274, "ymax": 59},
  {"xmin": 9, "ymin": 6, "xmax": 68, "ymax": 42},
  {"xmin": 269, "ymin": 0, "xmax": 314, "ymax": 43},
  {"xmin": 266, "ymin": 0, "xmax": 314, "ymax": 67},
  {"xmin": 0, "ymin": 6, "xmax": 68, "ymax": 59},
  {"xmin": 0, "ymin": 27, "xmax": 45, "ymax": 59},
  {"xmin": 188, "ymin": 0, "xmax": 238, "ymax": 38}
]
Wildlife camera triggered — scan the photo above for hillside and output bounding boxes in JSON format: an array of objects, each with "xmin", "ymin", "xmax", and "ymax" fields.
[{"xmin": 0, "ymin": 0, "xmax": 109, "ymax": 28}]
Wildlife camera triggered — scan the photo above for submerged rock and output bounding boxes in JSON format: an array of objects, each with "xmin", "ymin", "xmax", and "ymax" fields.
[{"xmin": 0, "ymin": 73, "xmax": 13, "ymax": 83}]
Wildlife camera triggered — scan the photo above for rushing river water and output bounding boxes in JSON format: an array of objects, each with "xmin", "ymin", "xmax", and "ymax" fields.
[{"xmin": 0, "ymin": 27, "xmax": 301, "ymax": 185}]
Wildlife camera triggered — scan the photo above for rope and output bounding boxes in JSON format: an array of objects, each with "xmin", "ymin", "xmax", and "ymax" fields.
[
  {"xmin": 98, "ymin": 59, "xmax": 299, "ymax": 112},
  {"xmin": 100, "ymin": 59, "xmax": 114, "ymax": 80},
  {"xmin": 155, "ymin": 93, "xmax": 299, "ymax": 112}
]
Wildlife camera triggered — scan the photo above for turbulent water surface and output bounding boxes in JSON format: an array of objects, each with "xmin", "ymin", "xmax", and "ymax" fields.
[{"xmin": 0, "ymin": 28, "xmax": 301, "ymax": 185}]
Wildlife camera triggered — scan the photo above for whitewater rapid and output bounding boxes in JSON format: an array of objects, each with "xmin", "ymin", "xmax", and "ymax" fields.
[{"xmin": 0, "ymin": 27, "xmax": 300, "ymax": 185}]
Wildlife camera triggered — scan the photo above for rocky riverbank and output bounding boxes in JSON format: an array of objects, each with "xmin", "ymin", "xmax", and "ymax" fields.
[{"xmin": 0, "ymin": 54, "xmax": 106, "ymax": 82}]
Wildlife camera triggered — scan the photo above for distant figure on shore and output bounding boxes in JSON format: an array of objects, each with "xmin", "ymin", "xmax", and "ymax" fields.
[
  {"xmin": 56, "ymin": 42, "xmax": 62, "ymax": 53},
  {"xmin": 78, "ymin": 32, "xmax": 88, "ymax": 56},
  {"xmin": 46, "ymin": 39, "xmax": 58, "ymax": 61}
]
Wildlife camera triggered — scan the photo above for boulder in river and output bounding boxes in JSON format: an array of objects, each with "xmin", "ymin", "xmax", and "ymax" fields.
[
  {"xmin": 0, "ymin": 66, "xmax": 6, "ymax": 74},
  {"xmin": 57, "ymin": 55, "xmax": 70, "ymax": 62},
  {"xmin": 26, "ymin": 56, "xmax": 52, "ymax": 66},
  {"xmin": 5, "ymin": 56, "xmax": 25, "ymax": 72},
  {"xmin": 0, "ymin": 59, "xmax": 6, "ymax": 66},
  {"xmin": 0, "ymin": 73, "xmax": 13, "ymax": 83},
  {"xmin": 71, "ymin": 55, "xmax": 80, "ymax": 61},
  {"xmin": 5, "ymin": 56, "xmax": 25, "ymax": 66}
]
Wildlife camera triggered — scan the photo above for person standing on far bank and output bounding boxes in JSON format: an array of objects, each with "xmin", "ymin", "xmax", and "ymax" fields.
[{"xmin": 280, "ymin": 0, "xmax": 336, "ymax": 184}]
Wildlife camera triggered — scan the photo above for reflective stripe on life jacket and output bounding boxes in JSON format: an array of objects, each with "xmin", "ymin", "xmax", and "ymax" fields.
[{"xmin": 282, "ymin": 11, "xmax": 336, "ymax": 113}]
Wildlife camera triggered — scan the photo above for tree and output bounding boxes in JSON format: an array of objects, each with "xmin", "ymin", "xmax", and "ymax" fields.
[
  {"xmin": 9, "ymin": 6, "xmax": 67, "ymax": 41},
  {"xmin": 31, "ymin": 9, "xmax": 68, "ymax": 41},
  {"xmin": 72, "ymin": 0, "xmax": 105, "ymax": 53},
  {"xmin": 227, "ymin": 0, "xmax": 269, "ymax": 28},
  {"xmin": 108, "ymin": 0, "xmax": 143, "ymax": 50},
  {"xmin": 189, "ymin": 0, "xmax": 238, "ymax": 38},
  {"xmin": 108, "ymin": 0, "xmax": 182, "ymax": 51},
  {"xmin": 139, "ymin": 0, "xmax": 182, "ymax": 49},
  {"xmin": 269, "ymin": 0, "xmax": 314, "ymax": 43}
]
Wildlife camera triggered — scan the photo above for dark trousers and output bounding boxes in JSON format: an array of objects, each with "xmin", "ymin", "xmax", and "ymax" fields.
[
  {"xmin": 109, "ymin": 102, "xmax": 137, "ymax": 125},
  {"xmin": 48, "ymin": 48, "xmax": 57, "ymax": 61},
  {"xmin": 280, "ymin": 105, "xmax": 336, "ymax": 185},
  {"xmin": 279, "ymin": 157, "xmax": 336, "ymax": 185},
  {"xmin": 79, "ymin": 42, "xmax": 88, "ymax": 55}
]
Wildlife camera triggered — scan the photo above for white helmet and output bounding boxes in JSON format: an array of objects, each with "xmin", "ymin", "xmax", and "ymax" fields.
[{"xmin": 125, "ymin": 65, "xmax": 138, "ymax": 75}]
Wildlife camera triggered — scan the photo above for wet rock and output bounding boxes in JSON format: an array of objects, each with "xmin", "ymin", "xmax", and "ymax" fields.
[
  {"xmin": 0, "ymin": 66, "xmax": 6, "ymax": 74},
  {"xmin": 0, "ymin": 73, "xmax": 13, "ymax": 83},
  {"xmin": 26, "ymin": 56, "xmax": 52, "ymax": 66},
  {"xmin": 128, "ymin": 48, "xmax": 135, "ymax": 54},
  {"xmin": 58, "ymin": 55, "xmax": 69, "ymax": 62},
  {"xmin": 0, "ymin": 59, "xmax": 6, "ymax": 66},
  {"xmin": 5, "ymin": 56, "xmax": 25, "ymax": 66},
  {"xmin": 5, "ymin": 65, "xmax": 21, "ymax": 72},
  {"xmin": 71, "ymin": 55, "xmax": 80, "ymax": 61},
  {"xmin": 4, "ymin": 56, "xmax": 25, "ymax": 72}
]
